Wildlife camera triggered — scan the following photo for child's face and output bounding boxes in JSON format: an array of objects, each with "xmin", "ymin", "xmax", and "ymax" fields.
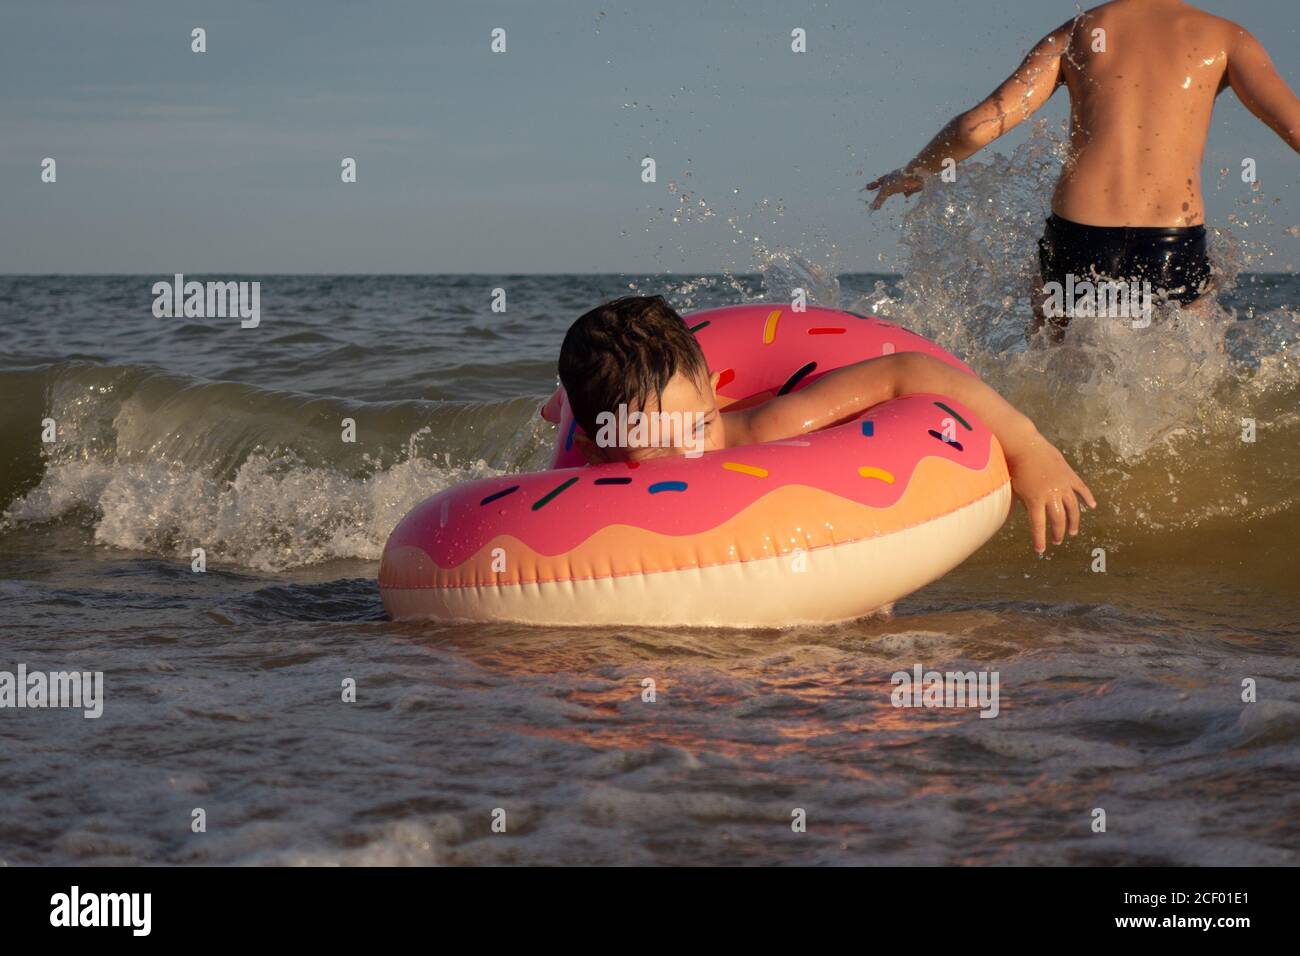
[{"xmin": 578, "ymin": 370, "xmax": 726, "ymax": 463}]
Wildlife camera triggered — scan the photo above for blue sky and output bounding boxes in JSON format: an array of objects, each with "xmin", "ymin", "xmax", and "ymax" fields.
[{"xmin": 2, "ymin": 0, "xmax": 1297, "ymax": 273}]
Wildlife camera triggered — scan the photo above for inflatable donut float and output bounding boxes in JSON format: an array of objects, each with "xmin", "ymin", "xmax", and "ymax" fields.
[{"xmin": 380, "ymin": 304, "xmax": 1011, "ymax": 627}]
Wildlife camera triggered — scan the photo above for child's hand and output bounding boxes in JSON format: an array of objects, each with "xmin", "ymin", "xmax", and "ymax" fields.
[
  {"xmin": 1005, "ymin": 435, "xmax": 1096, "ymax": 554},
  {"xmin": 864, "ymin": 168, "xmax": 926, "ymax": 210}
]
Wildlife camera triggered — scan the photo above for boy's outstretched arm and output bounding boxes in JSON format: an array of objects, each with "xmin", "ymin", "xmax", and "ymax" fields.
[
  {"xmin": 1227, "ymin": 27, "xmax": 1300, "ymax": 153},
  {"xmin": 732, "ymin": 352, "xmax": 1095, "ymax": 553},
  {"xmin": 865, "ymin": 22, "xmax": 1072, "ymax": 210}
]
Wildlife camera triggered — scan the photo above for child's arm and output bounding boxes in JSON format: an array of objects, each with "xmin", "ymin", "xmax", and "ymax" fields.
[
  {"xmin": 1227, "ymin": 27, "xmax": 1300, "ymax": 153},
  {"xmin": 729, "ymin": 352, "xmax": 1095, "ymax": 553},
  {"xmin": 865, "ymin": 22, "xmax": 1070, "ymax": 209}
]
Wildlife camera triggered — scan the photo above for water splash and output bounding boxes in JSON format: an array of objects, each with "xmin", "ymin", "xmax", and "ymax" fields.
[
  {"xmin": 0, "ymin": 365, "xmax": 550, "ymax": 571},
  {"xmin": 839, "ymin": 120, "xmax": 1298, "ymax": 462}
]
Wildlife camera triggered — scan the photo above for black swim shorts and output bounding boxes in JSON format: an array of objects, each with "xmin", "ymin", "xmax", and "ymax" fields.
[{"xmin": 1037, "ymin": 213, "xmax": 1212, "ymax": 308}]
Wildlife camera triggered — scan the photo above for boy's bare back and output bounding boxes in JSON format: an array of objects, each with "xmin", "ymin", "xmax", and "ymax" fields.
[
  {"xmin": 870, "ymin": 0, "xmax": 1300, "ymax": 230},
  {"xmin": 1055, "ymin": 1, "xmax": 1263, "ymax": 226}
]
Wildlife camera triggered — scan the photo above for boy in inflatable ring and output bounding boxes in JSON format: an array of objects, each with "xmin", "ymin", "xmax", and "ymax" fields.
[{"xmin": 556, "ymin": 296, "xmax": 1095, "ymax": 555}]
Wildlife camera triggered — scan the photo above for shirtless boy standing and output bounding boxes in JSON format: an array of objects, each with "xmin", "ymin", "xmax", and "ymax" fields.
[{"xmin": 866, "ymin": 0, "xmax": 1300, "ymax": 333}]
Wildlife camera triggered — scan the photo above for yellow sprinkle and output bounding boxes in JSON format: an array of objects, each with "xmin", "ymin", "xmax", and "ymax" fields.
[
  {"xmin": 723, "ymin": 462, "xmax": 769, "ymax": 478},
  {"xmin": 763, "ymin": 309, "xmax": 781, "ymax": 344},
  {"xmin": 857, "ymin": 466, "xmax": 896, "ymax": 483}
]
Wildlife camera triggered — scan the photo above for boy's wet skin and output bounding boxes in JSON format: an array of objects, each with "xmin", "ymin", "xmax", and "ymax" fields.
[{"xmin": 867, "ymin": 0, "xmax": 1300, "ymax": 317}]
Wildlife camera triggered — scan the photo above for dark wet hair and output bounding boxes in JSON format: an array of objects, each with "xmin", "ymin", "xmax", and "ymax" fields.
[{"xmin": 558, "ymin": 295, "xmax": 709, "ymax": 438}]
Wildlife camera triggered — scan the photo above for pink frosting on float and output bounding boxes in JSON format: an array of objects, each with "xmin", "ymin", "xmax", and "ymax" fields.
[
  {"xmin": 379, "ymin": 305, "xmax": 1010, "ymax": 618},
  {"xmin": 385, "ymin": 388, "xmax": 994, "ymax": 569},
  {"xmin": 545, "ymin": 305, "xmax": 973, "ymax": 470},
  {"xmin": 384, "ymin": 306, "xmax": 997, "ymax": 570}
]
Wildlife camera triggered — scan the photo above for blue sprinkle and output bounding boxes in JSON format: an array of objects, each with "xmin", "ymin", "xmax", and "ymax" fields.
[
  {"xmin": 861, "ymin": 421, "xmax": 874, "ymax": 437},
  {"xmin": 648, "ymin": 481, "xmax": 688, "ymax": 494},
  {"xmin": 564, "ymin": 418, "xmax": 578, "ymax": 451}
]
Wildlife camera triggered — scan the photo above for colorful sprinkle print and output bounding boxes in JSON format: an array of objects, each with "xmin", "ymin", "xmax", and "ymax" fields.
[
  {"xmin": 479, "ymin": 485, "xmax": 520, "ymax": 506},
  {"xmin": 532, "ymin": 476, "xmax": 579, "ymax": 510},
  {"xmin": 857, "ymin": 466, "xmax": 896, "ymax": 484},
  {"xmin": 928, "ymin": 429, "xmax": 964, "ymax": 452},
  {"xmin": 531, "ymin": 313, "xmax": 978, "ymax": 521},
  {"xmin": 387, "ymin": 306, "xmax": 1010, "ymax": 628},
  {"xmin": 648, "ymin": 480, "xmax": 688, "ymax": 494},
  {"xmin": 762, "ymin": 309, "xmax": 781, "ymax": 344},
  {"xmin": 777, "ymin": 361, "xmax": 817, "ymax": 396},
  {"xmin": 722, "ymin": 462, "xmax": 769, "ymax": 478},
  {"xmin": 933, "ymin": 401, "xmax": 972, "ymax": 431}
]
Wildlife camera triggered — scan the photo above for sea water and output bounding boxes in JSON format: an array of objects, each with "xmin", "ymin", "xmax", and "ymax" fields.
[{"xmin": 2, "ymin": 135, "xmax": 1297, "ymax": 864}]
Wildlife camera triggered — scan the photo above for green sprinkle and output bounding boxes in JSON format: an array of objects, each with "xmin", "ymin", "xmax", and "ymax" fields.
[
  {"xmin": 532, "ymin": 476, "xmax": 579, "ymax": 511},
  {"xmin": 934, "ymin": 401, "xmax": 971, "ymax": 431}
]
